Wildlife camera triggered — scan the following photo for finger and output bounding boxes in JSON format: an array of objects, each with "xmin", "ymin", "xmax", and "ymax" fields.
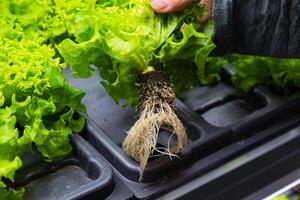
[
  {"xmin": 197, "ymin": 15, "xmax": 210, "ymax": 24},
  {"xmin": 200, "ymin": 0, "xmax": 210, "ymax": 6},
  {"xmin": 200, "ymin": 0, "xmax": 212, "ymax": 12},
  {"xmin": 151, "ymin": 0, "xmax": 192, "ymax": 14},
  {"xmin": 198, "ymin": 0, "xmax": 212, "ymax": 24}
]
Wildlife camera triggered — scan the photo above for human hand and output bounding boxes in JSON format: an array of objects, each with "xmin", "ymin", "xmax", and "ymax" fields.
[
  {"xmin": 151, "ymin": 0, "xmax": 192, "ymax": 13},
  {"xmin": 151, "ymin": 0, "xmax": 212, "ymax": 23},
  {"xmin": 197, "ymin": 0, "xmax": 212, "ymax": 23}
]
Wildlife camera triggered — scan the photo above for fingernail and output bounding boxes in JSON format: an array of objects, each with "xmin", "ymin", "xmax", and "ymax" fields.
[{"xmin": 151, "ymin": 0, "xmax": 169, "ymax": 10}]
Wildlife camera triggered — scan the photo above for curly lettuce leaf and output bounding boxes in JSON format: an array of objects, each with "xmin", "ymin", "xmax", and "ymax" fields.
[
  {"xmin": 0, "ymin": 158, "xmax": 22, "ymax": 187},
  {"xmin": 56, "ymin": 0, "xmax": 215, "ymax": 105},
  {"xmin": 157, "ymin": 22, "xmax": 218, "ymax": 89},
  {"xmin": 0, "ymin": 187, "xmax": 24, "ymax": 200},
  {"xmin": 0, "ymin": 13, "xmax": 85, "ymax": 198},
  {"xmin": 226, "ymin": 55, "xmax": 300, "ymax": 93}
]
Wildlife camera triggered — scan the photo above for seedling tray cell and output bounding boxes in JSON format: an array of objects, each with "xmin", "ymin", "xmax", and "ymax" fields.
[{"xmin": 12, "ymin": 135, "xmax": 114, "ymax": 200}]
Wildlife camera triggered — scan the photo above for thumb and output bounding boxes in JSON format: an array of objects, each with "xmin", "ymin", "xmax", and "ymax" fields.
[{"xmin": 151, "ymin": 0, "xmax": 192, "ymax": 13}]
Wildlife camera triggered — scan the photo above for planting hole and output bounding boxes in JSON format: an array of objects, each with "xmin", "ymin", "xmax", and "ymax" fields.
[
  {"xmin": 23, "ymin": 166, "xmax": 92, "ymax": 200},
  {"xmin": 200, "ymin": 93, "xmax": 267, "ymax": 127}
]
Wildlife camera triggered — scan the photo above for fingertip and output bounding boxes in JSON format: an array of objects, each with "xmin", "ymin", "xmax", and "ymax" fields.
[
  {"xmin": 151, "ymin": 0, "xmax": 192, "ymax": 14},
  {"xmin": 151, "ymin": 0, "xmax": 170, "ymax": 13}
]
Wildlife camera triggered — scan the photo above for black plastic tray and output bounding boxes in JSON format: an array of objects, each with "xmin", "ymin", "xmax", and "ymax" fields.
[
  {"xmin": 11, "ymin": 135, "xmax": 114, "ymax": 200},
  {"xmin": 63, "ymin": 66, "xmax": 300, "ymax": 199},
  {"xmin": 161, "ymin": 118, "xmax": 300, "ymax": 200}
]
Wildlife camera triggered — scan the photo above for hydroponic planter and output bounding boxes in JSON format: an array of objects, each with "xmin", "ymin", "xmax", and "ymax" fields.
[{"xmin": 63, "ymin": 65, "xmax": 300, "ymax": 199}]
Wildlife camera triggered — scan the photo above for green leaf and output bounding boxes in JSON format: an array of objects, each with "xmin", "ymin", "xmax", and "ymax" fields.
[
  {"xmin": 226, "ymin": 54, "xmax": 300, "ymax": 93},
  {"xmin": 0, "ymin": 157, "xmax": 22, "ymax": 186},
  {"xmin": 0, "ymin": 187, "xmax": 24, "ymax": 200}
]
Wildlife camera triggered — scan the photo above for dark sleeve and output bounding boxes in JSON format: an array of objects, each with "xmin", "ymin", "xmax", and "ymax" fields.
[{"xmin": 212, "ymin": 0, "xmax": 300, "ymax": 58}]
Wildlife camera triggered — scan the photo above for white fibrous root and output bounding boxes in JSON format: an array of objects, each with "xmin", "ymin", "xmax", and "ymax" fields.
[{"xmin": 122, "ymin": 71, "xmax": 188, "ymax": 181}]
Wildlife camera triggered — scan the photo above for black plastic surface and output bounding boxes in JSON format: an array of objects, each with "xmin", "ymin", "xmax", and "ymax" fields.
[
  {"xmin": 12, "ymin": 135, "xmax": 114, "ymax": 200},
  {"xmin": 63, "ymin": 66, "xmax": 300, "ymax": 199},
  {"xmin": 245, "ymin": 168, "xmax": 300, "ymax": 200},
  {"xmin": 162, "ymin": 122, "xmax": 300, "ymax": 200}
]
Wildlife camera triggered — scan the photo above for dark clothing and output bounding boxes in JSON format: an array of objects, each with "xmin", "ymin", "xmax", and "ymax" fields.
[{"xmin": 212, "ymin": 0, "xmax": 300, "ymax": 58}]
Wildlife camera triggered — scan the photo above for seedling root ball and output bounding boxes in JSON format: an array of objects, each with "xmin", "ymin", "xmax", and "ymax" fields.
[{"xmin": 122, "ymin": 71, "xmax": 188, "ymax": 180}]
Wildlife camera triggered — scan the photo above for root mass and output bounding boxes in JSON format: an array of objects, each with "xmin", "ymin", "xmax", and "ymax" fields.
[{"xmin": 122, "ymin": 71, "xmax": 188, "ymax": 180}]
